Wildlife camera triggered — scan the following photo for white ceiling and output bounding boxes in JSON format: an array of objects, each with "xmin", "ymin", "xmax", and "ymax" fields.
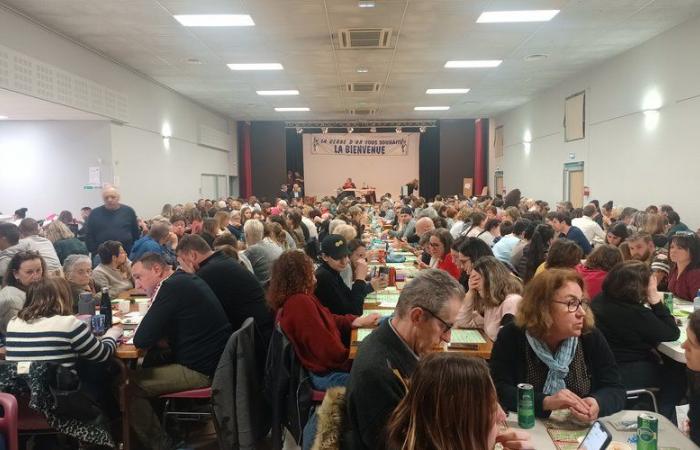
[
  {"xmin": 0, "ymin": 88, "xmax": 105, "ymax": 120},
  {"xmin": 1, "ymin": 0, "xmax": 700, "ymax": 121}
]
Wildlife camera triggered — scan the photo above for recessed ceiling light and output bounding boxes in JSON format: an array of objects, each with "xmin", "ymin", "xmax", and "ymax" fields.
[
  {"xmin": 275, "ymin": 107, "xmax": 310, "ymax": 112},
  {"xmin": 524, "ymin": 54, "xmax": 549, "ymax": 62},
  {"xmin": 358, "ymin": 1, "xmax": 376, "ymax": 8},
  {"xmin": 476, "ymin": 10, "xmax": 560, "ymax": 23},
  {"xmin": 445, "ymin": 60, "xmax": 502, "ymax": 68},
  {"xmin": 426, "ymin": 88, "xmax": 470, "ymax": 95},
  {"xmin": 174, "ymin": 14, "xmax": 254, "ymax": 27},
  {"xmin": 184, "ymin": 58, "xmax": 203, "ymax": 65},
  {"xmin": 356, "ymin": 67, "xmax": 369, "ymax": 73},
  {"xmin": 414, "ymin": 106, "xmax": 450, "ymax": 111},
  {"xmin": 0, "ymin": 115, "xmax": 7, "ymax": 120},
  {"xmin": 228, "ymin": 63, "xmax": 284, "ymax": 71},
  {"xmin": 256, "ymin": 90, "xmax": 300, "ymax": 96}
]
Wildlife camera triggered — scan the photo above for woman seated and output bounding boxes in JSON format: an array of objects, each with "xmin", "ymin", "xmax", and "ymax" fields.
[
  {"xmin": 315, "ymin": 235, "xmax": 369, "ymax": 315},
  {"xmin": 668, "ymin": 232, "xmax": 700, "ymax": 301},
  {"xmin": 456, "ymin": 256, "xmax": 522, "ymax": 341},
  {"xmin": 199, "ymin": 218, "xmax": 219, "ymax": 249},
  {"xmin": 517, "ymin": 224, "xmax": 554, "ymax": 283},
  {"xmin": 386, "ymin": 353, "xmax": 531, "ymax": 450},
  {"xmin": 576, "ymin": 244, "xmax": 622, "ymax": 299},
  {"xmin": 268, "ymin": 250, "xmax": 378, "ymax": 389},
  {"xmin": 682, "ymin": 311, "xmax": 700, "ymax": 446},
  {"xmin": 348, "ymin": 239, "xmax": 387, "ymax": 295},
  {"xmin": 91, "ymin": 241, "xmax": 135, "ymax": 298},
  {"xmin": 477, "ymin": 218, "xmax": 502, "ymax": 247},
  {"xmin": 591, "ymin": 261, "xmax": 679, "ymax": 413},
  {"xmin": 427, "ymin": 229, "xmax": 460, "ymax": 280},
  {"xmin": 0, "ymin": 251, "xmax": 46, "ymax": 335},
  {"xmin": 453, "ymin": 237, "xmax": 494, "ymax": 291},
  {"xmin": 534, "ymin": 238, "xmax": 583, "ymax": 277},
  {"xmin": 243, "ymin": 219, "xmax": 283, "ymax": 286},
  {"xmin": 490, "ymin": 269, "xmax": 625, "ymax": 420},
  {"xmin": 465, "ymin": 212, "xmax": 487, "ymax": 238},
  {"xmin": 63, "ymin": 255, "xmax": 96, "ymax": 310},
  {"xmin": 43, "ymin": 220, "xmax": 88, "ymax": 264},
  {"xmin": 605, "ymin": 222, "xmax": 629, "ymax": 247}
]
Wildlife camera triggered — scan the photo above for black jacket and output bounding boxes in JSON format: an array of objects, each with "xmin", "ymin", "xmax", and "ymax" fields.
[
  {"xmin": 344, "ymin": 320, "xmax": 418, "ymax": 450},
  {"xmin": 490, "ymin": 323, "xmax": 625, "ymax": 419},
  {"xmin": 590, "ymin": 293, "xmax": 679, "ymax": 364},
  {"xmin": 314, "ymin": 262, "xmax": 367, "ymax": 316},
  {"xmin": 134, "ymin": 270, "xmax": 232, "ymax": 377},
  {"xmin": 85, "ymin": 205, "xmax": 140, "ymax": 254}
]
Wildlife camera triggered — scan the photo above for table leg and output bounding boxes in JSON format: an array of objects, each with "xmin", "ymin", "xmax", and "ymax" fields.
[{"xmin": 113, "ymin": 357, "xmax": 133, "ymax": 450}]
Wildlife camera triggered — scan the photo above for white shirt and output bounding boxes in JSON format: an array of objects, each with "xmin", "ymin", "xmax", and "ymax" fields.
[
  {"xmin": 571, "ymin": 216, "xmax": 606, "ymax": 245},
  {"xmin": 301, "ymin": 216, "xmax": 318, "ymax": 240}
]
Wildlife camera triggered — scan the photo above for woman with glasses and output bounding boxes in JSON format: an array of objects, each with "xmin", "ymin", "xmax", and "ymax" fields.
[
  {"xmin": 427, "ymin": 229, "xmax": 460, "ymax": 280},
  {"xmin": 490, "ymin": 269, "xmax": 625, "ymax": 421},
  {"xmin": 455, "ymin": 256, "xmax": 522, "ymax": 341},
  {"xmin": 668, "ymin": 232, "xmax": 700, "ymax": 301},
  {"xmin": 591, "ymin": 261, "xmax": 680, "ymax": 416}
]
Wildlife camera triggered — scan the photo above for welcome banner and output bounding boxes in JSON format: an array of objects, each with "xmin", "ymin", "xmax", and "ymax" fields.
[{"xmin": 310, "ymin": 133, "xmax": 417, "ymax": 156}]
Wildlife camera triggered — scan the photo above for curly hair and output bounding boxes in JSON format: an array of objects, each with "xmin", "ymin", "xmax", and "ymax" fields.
[{"xmin": 267, "ymin": 250, "xmax": 316, "ymax": 310}]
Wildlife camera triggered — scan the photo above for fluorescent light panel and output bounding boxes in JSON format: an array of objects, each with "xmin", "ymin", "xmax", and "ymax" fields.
[
  {"xmin": 256, "ymin": 90, "xmax": 299, "ymax": 96},
  {"xmin": 275, "ymin": 107, "xmax": 310, "ymax": 112},
  {"xmin": 0, "ymin": 115, "xmax": 7, "ymax": 120},
  {"xmin": 476, "ymin": 10, "xmax": 559, "ymax": 23},
  {"xmin": 414, "ymin": 106, "xmax": 450, "ymax": 111},
  {"xmin": 358, "ymin": 1, "xmax": 376, "ymax": 8},
  {"xmin": 426, "ymin": 88, "xmax": 470, "ymax": 95},
  {"xmin": 445, "ymin": 60, "xmax": 502, "ymax": 68},
  {"xmin": 227, "ymin": 63, "xmax": 283, "ymax": 71},
  {"xmin": 174, "ymin": 14, "xmax": 254, "ymax": 27}
]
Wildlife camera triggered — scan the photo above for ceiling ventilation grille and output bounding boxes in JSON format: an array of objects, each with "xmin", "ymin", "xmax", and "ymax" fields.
[
  {"xmin": 346, "ymin": 82, "xmax": 380, "ymax": 93},
  {"xmin": 348, "ymin": 109, "xmax": 376, "ymax": 116},
  {"xmin": 338, "ymin": 28, "xmax": 392, "ymax": 49}
]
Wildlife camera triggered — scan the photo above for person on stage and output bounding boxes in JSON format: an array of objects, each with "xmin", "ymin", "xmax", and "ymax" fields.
[{"xmin": 343, "ymin": 178, "xmax": 357, "ymax": 190}]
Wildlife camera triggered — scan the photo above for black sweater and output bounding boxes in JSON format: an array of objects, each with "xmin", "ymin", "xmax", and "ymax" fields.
[
  {"xmin": 196, "ymin": 251, "xmax": 274, "ymax": 365},
  {"xmin": 314, "ymin": 262, "xmax": 367, "ymax": 316},
  {"xmin": 490, "ymin": 323, "xmax": 626, "ymax": 419},
  {"xmin": 345, "ymin": 320, "xmax": 418, "ymax": 450},
  {"xmin": 85, "ymin": 205, "xmax": 140, "ymax": 254},
  {"xmin": 590, "ymin": 294, "xmax": 679, "ymax": 364},
  {"xmin": 134, "ymin": 270, "xmax": 232, "ymax": 377}
]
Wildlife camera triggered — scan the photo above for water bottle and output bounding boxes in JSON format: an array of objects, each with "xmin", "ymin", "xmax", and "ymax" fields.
[
  {"xmin": 100, "ymin": 287, "xmax": 113, "ymax": 328},
  {"xmin": 694, "ymin": 290, "xmax": 700, "ymax": 312}
]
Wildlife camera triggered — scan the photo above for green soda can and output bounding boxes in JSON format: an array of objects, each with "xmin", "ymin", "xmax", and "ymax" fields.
[
  {"xmin": 637, "ymin": 413, "xmax": 658, "ymax": 450},
  {"xmin": 517, "ymin": 383, "xmax": 535, "ymax": 429},
  {"xmin": 663, "ymin": 292, "xmax": 674, "ymax": 314}
]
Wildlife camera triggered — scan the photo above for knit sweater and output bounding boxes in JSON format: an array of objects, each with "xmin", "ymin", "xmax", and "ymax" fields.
[
  {"xmin": 0, "ymin": 286, "xmax": 26, "ymax": 335},
  {"xmin": 85, "ymin": 205, "xmax": 140, "ymax": 254},
  {"xmin": 668, "ymin": 266, "xmax": 700, "ymax": 301},
  {"xmin": 91, "ymin": 264, "xmax": 133, "ymax": 298}
]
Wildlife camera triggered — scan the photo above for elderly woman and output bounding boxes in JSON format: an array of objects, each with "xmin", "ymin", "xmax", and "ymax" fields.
[
  {"xmin": 91, "ymin": 240, "xmax": 134, "ymax": 298},
  {"xmin": 243, "ymin": 219, "xmax": 282, "ymax": 286},
  {"xmin": 0, "ymin": 251, "xmax": 46, "ymax": 335},
  {"xmin": 63, "ymin": 254, "xmax": 96, "ymax": 311},
  {"xmin": 44, "ymin": 220, "xmax": 88, "ymax": 264},
  {"xmin": 490, "ymin": 269, "xmax": 625, "ymax": 420}
]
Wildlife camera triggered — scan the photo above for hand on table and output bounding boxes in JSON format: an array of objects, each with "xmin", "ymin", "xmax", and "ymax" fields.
[
  {"xmin": 352, "ymin": 313, "xmax": 380, "ymax": 328},
  {"xmin": 569, "ymin": 397, "xmax": 600, "ymax": 423},
  {"xmin": 496, "ymin": 430, "xmax": 534, "ymax": 449},
  {"xmin": 543, "ymin": 389, "xmax": 590, "ymax": 415},
  {"xmin": 105, "ymin": 325, "xmax": 123, "ymax": 340}
]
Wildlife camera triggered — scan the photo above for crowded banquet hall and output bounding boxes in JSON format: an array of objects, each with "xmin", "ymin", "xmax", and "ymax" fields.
[{"xmin": 2, "ymin": 1, "xmax": 700, "ymax": 449}]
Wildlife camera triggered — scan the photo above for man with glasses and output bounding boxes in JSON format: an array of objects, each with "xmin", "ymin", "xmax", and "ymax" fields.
[{"xmin": 344, "ymin": 269, "xmax": 465, "ymax": 450}]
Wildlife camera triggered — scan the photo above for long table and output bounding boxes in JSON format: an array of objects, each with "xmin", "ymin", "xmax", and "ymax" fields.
[{"xmin": 658, "ymin": 297, "xmax": 693, "ymax": 364}]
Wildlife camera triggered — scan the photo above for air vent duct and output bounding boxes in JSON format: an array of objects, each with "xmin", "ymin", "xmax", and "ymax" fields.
[{"xmin": 338, "ymin": 28, "xmax": 392, "ymax": 49}]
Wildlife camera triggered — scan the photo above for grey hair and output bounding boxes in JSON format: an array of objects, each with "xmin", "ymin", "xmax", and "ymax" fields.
[
  {"xmin": 63, "ymin": 254, "xmax": 92, "ymax": 276},
  {"xmin": 243, "ymin": 219, "xmax": 264, "ymax": 245},
  {"xmin": 328, "ymin": 218, "xmax": 347, "ymax": 235},
  {"xmin": 416, "ymin": 207, "xmax": 438, "ymax": 220},
  {"xmin": 395, "ymin": 268, "xmax": 465, "ymax": 318}
]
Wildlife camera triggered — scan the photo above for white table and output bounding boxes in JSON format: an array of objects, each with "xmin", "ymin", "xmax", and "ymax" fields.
[
  {"xmin": 658, "ymin": 298, "xmax": 693, "ymax": 364},
  {"xmin": 506, "ymin": 410, "xmax": 699, "ymax": 449}
]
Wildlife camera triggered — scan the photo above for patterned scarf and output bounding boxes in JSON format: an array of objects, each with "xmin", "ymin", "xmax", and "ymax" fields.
[{"xmin": 525, "ymin": 331, "xmax": 578, "ymax": 395}]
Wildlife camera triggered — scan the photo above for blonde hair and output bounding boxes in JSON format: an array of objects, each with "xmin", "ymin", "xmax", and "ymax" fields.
[
  {"xmin": 44, "ymin": 221, "xmax": 74, "ymax": 243},
  {"xmin": 471, "ymin": 256, "xmax": 522, "ymax": 312},
  {"xmin": 334, "ymin": 224, "xmax": 357, "ymax": 242}
]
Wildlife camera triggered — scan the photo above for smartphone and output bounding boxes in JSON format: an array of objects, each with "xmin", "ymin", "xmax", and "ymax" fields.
[
  {"xmin": 577, "ymin": 421, "xmax": 612, "ymax": 450},
  {"xmin": 378, "ymin": 266, "xmax": 390, "ymax": 279}
]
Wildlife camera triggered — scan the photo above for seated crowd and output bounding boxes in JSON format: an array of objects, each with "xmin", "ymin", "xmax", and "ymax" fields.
[{"xmin": 1, "ymin": 184, "xmax": 700, "ymax": 450}]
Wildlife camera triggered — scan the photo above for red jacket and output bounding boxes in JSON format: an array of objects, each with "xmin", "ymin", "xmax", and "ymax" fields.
[
  {"xmin": 278, "ymin": 293, "xmax": 356, "ymax": 374},
  {"xmin": 437, "ymin": 253, "xmax": 461, "ymax": 280},
  {"xmin": 576, "ymin": 265, "xmax": 607, "ymax": 300},
  {"xmin": 669, "ymin": 266, "xmax": 700, "ymax": 301}
]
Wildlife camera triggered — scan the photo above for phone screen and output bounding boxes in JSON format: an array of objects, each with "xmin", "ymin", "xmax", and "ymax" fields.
[{"xmin": 578, "ymin": 421, "xmax": 611, "ymax": 450}]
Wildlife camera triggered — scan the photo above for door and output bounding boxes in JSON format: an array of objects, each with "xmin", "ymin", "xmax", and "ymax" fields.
[
  {"xmin": 201, "ymin": 174, "xmax": 218, "ymax": 199},
  {"xmin": 494, "ymin": 171, "xmax": 504, "ymax": 196},
  {"xmin": 563, "ymin": 162, "xmax": 584, "ymax": 208}
]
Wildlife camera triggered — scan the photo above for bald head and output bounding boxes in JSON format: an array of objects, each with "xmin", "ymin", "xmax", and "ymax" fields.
[
  {"xmin": 415, "ymin": 217, "xmax": 435, "ymax": 237},
  {"xmin": 102, "ymin": 186, "xmax": 121, "ymax": 210}
]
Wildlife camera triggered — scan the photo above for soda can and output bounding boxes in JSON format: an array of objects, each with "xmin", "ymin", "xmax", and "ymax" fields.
[
  {"xmin": 517, "ymin": 383, "xmax": 535, "ymax": 429},
  {"xmin": 637, "ymin": 413, "xmax": 658, "ymax": 450},
  {"xmin": 663, "ymin": 293, "xmax": 674, "ymax": 314},
  {"xmin": 90, "ymin": 313, "xmax": 106, "ymax": 336}
]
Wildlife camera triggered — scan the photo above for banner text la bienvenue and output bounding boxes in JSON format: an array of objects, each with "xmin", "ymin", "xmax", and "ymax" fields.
[{"xmin": 311, "ymin": 133, "xmax": 410, "ymax": 156}]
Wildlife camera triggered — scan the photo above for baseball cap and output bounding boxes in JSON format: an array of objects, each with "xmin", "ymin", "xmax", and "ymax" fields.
[{"xmin": 321, "ymin": 234, "xmax": 351, "ymax": 259}]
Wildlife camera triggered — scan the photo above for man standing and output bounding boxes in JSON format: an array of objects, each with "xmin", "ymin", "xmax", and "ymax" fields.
[
  {"xmin": 345, "ymin": 269, "xmax": 464, "ymax": 450},
  {"xmin": 18, "ymin": 219, "xmax": 61, "ymax": 274},
  {"xmin": 85, "ymin": 186, "xmax": 140, "ymax": 258},
  {"xmin": 548, "ymin": 212, "xmax": 592, "ymax": 255},
  {"xmin": 130, "ymin": 253, "xmax": 232, "ymax": 450}
]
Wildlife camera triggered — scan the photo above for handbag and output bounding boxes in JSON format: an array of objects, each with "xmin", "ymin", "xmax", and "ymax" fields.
[{"xmin": 48, "ymin": 364, "xmax": 106, "ymax": 425}]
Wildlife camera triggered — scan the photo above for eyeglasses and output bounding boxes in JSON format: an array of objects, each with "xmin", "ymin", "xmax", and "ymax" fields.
[
  {"xmin": 552, "ymin": 297, "xmax": 589, "ymax": 312},
  {"xmin": 419, "ymin": 306, "xmax": 454, "ymax": 333}
]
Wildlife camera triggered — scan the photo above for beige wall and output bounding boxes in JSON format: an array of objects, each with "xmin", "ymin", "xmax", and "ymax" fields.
[{"xmin": 302, "ymin": 133, "xmax": 420, "ymax": 199}]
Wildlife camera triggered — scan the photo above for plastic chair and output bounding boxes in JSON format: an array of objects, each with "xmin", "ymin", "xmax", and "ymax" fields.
[
  {"xmin": 159, "ymin": 386, "xmax": 223, "ymax": 449},
  {"xmin": 0, "ymin": 393, "xmax": 18, "ymax": 450},
  {"xmin": 626, "ymin": 388, "xmax": 659, "ymax": 413}
]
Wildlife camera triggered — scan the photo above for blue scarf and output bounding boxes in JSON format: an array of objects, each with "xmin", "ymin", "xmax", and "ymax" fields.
[{"xmin": 525, "ymin": 332, "xmax": 578, "ymax": 395}]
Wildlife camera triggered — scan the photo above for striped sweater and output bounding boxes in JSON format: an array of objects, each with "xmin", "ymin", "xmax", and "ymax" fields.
[{"xmin": 5, "ymin": 315, "xmax": 116, "ymax": 364}]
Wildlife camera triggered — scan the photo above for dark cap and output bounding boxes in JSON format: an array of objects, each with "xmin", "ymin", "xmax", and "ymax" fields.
[
  {"xmin": 321, "ymin": 234, "xmax": 351, "ymax": 259},
  {"xmin": 400, "ymin": 206, "xmax": 413, "ymax": 215}
]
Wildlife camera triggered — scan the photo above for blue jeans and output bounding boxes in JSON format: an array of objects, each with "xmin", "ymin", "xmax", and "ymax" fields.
[{"xmin": 302, "ymin": 372, "xmax": 350, "ymax": 450}]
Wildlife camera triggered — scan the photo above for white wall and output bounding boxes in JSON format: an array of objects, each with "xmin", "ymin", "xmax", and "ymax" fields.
[
  {"xmin": 0, "ymin": 6, "xmax": 238, "ymax": 218},
  {"xmin": 0, "ymin": 121, "xmax": 112, "ymax": 218},
  {"xmin": 492, "ymin": 14, "xmax": 700, "ymax": 229}
]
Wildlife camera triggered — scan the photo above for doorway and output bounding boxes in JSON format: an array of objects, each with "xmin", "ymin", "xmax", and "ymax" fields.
[
  {"xmin": 494, "ymin": 170, "xmax": 504, "ymax": 197},
  {"xmin": 563, "ymin": 162, "xmax": 584, "ymax": 208},
  {"xmin": 200, "ymin": 174, "xmax": 228, "ymax": 200}
]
